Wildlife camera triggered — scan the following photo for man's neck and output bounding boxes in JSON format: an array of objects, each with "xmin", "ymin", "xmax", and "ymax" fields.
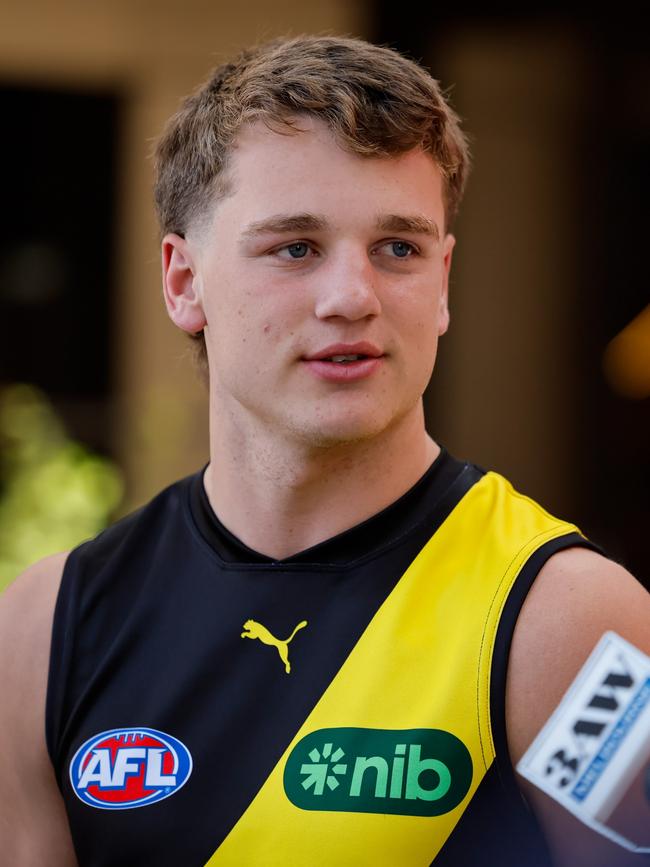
[{"xmin": 203, "ymin": 404, "xmax": 439, "ymax": 561}]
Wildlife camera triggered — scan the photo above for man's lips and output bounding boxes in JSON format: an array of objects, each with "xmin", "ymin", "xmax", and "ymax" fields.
[
  {"xmin": 300, "ymin": 343, "xmax": 385, "ymax": 382},
  {"xmin": 302, "ymin": 342, "xmax": 384, "ymax": 361}
]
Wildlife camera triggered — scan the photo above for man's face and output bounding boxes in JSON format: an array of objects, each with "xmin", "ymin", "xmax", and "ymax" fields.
[{"xmin": 176, "ymin": 116, "xmax": 454, "ymax": 448}]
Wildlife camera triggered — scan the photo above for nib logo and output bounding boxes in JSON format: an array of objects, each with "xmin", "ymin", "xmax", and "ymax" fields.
[
  {"xmin": 285, "ymin": 728, "xmax": 472, "ymax": 817},
  {"xmin": 300, "ymin": 743, "xmax": 347, "ymax": 795}
]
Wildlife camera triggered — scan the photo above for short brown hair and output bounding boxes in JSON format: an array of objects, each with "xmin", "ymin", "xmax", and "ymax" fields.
[{"xmin": 153, "ymin": 34, "xmax": 471, "ymax": 379}]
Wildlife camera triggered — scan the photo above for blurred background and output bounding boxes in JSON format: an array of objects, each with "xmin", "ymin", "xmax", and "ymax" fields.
[{"xmin": 0, "ymin": 1, "xmax": 647, "ymax": 590}]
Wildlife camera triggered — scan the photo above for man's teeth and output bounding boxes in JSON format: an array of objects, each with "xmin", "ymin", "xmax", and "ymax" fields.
[{"xmin": 328, "ymin": 354, "xmax": 364, "ymax": 362}]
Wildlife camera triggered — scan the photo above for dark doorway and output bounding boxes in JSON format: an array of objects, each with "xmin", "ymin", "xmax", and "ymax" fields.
[{"xmin": 0, "ymin": 84, "xmax": 120, "ymax": 454}]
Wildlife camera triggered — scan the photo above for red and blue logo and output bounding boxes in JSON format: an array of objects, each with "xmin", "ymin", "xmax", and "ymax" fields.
[{"xmin": 69, "ymin": 727, "xmax": 193, "ymax": 809}]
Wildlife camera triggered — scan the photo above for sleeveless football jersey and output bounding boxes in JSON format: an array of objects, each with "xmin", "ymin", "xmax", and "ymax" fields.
[{"xmin": 46, "ymin": 448, "xmax": 599, "ymax": 866}]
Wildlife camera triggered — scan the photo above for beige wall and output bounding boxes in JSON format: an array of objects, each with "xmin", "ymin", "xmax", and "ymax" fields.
[
  {"xmin": 426, "ymin": 25, "xmax": 584, "ymax": 515},
  {"xmin": 0, "ymin": 0, "xmax": 368, "ymax": 510}
]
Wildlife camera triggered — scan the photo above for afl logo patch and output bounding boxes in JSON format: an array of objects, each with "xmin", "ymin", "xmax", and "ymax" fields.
[{"xmin": 69, "ymin": 727, "xmax": 192, "ymax": 809}]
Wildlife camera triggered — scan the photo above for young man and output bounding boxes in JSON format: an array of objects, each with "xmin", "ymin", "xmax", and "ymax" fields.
[{"xmin": 1, "ymin": 35, "xmax": 648, "ymax": 867}]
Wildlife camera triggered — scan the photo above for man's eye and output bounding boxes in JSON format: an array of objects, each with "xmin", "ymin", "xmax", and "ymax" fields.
[
  {"xmin": 380, "ymin": 240, "xmax": 417, "ymax": 258},
  {"xmin": 275, "ymin": 242, "xmax": 312, "ymax": 259}
]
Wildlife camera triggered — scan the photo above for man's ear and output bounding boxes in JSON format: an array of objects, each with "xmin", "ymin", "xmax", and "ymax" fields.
[
  {"xmin": 161, "ymin": 233, "xmax": 207, "ymax": 334},
  {"xmin": 438, "ymin": 233, "xmax": 455, "ymax": 337}
]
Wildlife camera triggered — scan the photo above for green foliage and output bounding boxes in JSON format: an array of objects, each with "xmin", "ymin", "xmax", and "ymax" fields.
[{"xmin": 0, "ymin": 384, "xmax": 123, "ymax": 592}]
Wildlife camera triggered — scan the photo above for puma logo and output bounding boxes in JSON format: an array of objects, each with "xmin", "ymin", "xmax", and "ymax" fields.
[{"xmin": 241, "ymin": 619, "xmax": 308, "ymax": 674}]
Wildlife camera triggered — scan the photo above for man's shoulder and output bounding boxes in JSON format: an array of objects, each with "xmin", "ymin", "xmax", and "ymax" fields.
[
  {"xmin": 506, "ymin": 546, "xmax": 650, "ymax": 866},
  {"xmin": 0, "ymin": 551, "xmax": 71, "ymax": 713},
  {"xmin": 0, "ymin": 552, "xmax": 70, "ymax": 776},
  {"xmin": 69, "ymin": 468, "xmax": 200, "ymax": 566},
  {"xmin": 0, "ymin": 469, "xmax": 200, "ymax": 670},
  {"xmin": 0, "ymin": 550, "xmax": 70, "ymax": 646},
  {"xmin": 507, "ymin": 546, "xmax": 649, "ymax": 762}
]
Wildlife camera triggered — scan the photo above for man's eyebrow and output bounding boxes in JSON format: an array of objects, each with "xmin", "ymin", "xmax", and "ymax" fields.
[
  {"xmin": 239, "ymin": 212, "xmax": 440, "ymax": 241},
  {"xmin": 377, "ymin": 214, "xmax": 440, "ymax": 240},
  {"xmin": 240, "ymin": 213, "xmax": 328, "ymax": 240}
]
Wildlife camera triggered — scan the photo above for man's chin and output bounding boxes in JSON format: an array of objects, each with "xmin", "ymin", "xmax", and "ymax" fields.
[{"xmin": 289, "ymin": 416, "xmax": 392, "ymax": 450}]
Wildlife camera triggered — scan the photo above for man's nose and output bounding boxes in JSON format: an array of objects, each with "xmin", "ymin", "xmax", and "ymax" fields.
[{"xmin": 313, "ymin": 247, "xmax": 382, "ymax": 321}]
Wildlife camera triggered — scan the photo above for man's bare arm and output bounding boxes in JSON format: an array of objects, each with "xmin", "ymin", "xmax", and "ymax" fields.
[
  {"xmin": 507, "ymin": 546, "xmax": 650, "ymax": 867},
  {"xmin": 0, "ymin": 552, "xmax": 78, "ymax": 866}
]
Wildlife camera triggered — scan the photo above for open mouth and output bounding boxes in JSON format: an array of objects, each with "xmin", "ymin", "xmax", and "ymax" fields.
[
  {"xmin": 324, "ymin": 354, "xmax": 369, "ymax": 363},
  {"xmin": 302, "ymin": 354, "xmax": 384, "ymax": 382}
]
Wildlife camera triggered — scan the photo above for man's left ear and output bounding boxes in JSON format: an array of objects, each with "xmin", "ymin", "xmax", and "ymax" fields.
[
  {"xmin": 438, "ymin": 233, "xmax": 455, "ymax": 336},
  {"xmin": 161, "ymin": 233, "xmax": 207, "ymax": 334}
]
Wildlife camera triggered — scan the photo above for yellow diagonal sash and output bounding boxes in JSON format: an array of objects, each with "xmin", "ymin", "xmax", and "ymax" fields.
[{"xmin": 205, "ymin": 472, "xmax": 581, "ymax": 866}]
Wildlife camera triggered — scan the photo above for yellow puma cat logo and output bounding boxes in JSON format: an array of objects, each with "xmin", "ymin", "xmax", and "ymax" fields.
[{"xmin": 241, "ymin": 619, "xmax": 308, "ymax": 674}]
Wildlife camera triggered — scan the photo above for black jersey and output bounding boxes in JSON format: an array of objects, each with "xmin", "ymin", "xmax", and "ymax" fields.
[{"xmin": 46, "ymin": 448, "xmax": 598, "ymax": 866}]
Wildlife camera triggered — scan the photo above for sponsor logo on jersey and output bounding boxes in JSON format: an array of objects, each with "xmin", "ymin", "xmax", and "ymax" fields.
[
  {"xmin": 284, "ymin": 727, "xmax": 472, "ymax": 816},
  {"xmin": 69, "ymin": 727, "xmax": 193, "ymax": 809},
  {"xmin": 241, "ymin": 618, "xmax": 308, "ymax": 674}
]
